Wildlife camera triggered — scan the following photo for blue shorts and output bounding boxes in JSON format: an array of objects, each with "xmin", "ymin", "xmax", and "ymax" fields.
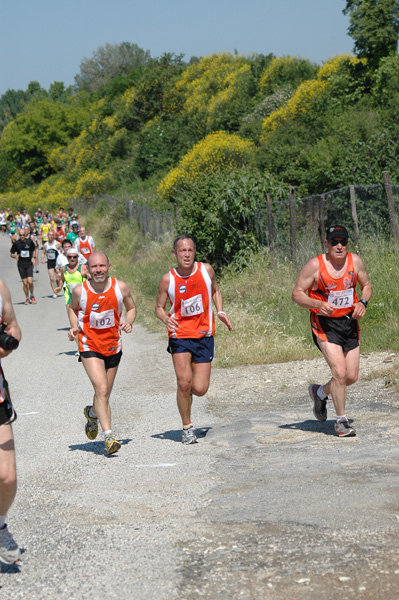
[{"xmin": 167, "ymin": 337, "xmax": 214, "ymax": 363}]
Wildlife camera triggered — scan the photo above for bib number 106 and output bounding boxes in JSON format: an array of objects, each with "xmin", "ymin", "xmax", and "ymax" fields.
[{"xmin": 181, "ymin": 294, "xmax": 204, "ymax": 317}]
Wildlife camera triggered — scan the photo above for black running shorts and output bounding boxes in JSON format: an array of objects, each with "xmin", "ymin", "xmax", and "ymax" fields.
[
  {"xmin": 311, "ymin": 313, "xmax": 359, "ymax": 353},
  {"xmin": 79, "ymin": 350, "xmax": 122, "ymax": 369},
  {"xmin": 17, "ymin": 262, "xmax": 33, "ymax": 280}
]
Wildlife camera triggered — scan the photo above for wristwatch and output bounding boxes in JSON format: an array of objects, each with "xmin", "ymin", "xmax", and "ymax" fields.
[{"xmin": 359, "ymin": 299, "xmax": 368, "ymax": 308}]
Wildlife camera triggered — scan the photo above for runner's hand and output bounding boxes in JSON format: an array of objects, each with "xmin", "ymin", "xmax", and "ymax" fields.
[
  {"xmin": 164, "ymin": 316, "xmax": 180, "ymax": 333},
  {"xmin": 120, "ymin": 322, "xmax": 133, "ymax": 334},
  {"xmin": 68, "ymin": 327, "xmax": 79, "ymax": 341},
  {"xmin": 217, "ymin": 312, "xmax": 233, "ymax": 331},
  {"xmin": 352, "ymin": 301, "xmax": 366, "ymax": 320},
  {"xmin": 318, "ymin": 301, "xmax": 334, "ymax": 316}
]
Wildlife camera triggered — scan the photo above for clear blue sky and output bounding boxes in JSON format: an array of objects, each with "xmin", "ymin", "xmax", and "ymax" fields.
[{"xmin": 0, "ymin": 0, "xmax": 353, "ymax": 96}]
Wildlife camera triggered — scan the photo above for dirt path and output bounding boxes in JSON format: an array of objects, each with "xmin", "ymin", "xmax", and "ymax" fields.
[{"xmin": 0, "ymin": 233, "xmax": 398, "ymax": 599}]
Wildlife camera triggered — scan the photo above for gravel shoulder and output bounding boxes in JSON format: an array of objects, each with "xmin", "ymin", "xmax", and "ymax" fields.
[{"xmin": 1, "ymin": 234, "xmax": 398, "ymax": 599}]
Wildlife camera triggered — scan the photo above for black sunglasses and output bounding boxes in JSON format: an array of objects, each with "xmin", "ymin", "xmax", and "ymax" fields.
[{"xmin": 329, "ymin": 238, "xmax": 348, "ymax": 247}]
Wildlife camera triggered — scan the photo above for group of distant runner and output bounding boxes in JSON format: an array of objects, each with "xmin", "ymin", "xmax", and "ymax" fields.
[
  {"xmin": 1, "ymin": 206, "xmax": 95, "ymax": 306},
  {"xmin": 0, "ymin": 217, "xmax": 372, "ymax": 565}
]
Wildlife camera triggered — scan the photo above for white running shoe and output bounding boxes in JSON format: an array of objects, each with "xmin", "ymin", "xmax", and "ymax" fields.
[{"xmin": 0, "ymin": 525, "xmax": 21, "ymax": 564}]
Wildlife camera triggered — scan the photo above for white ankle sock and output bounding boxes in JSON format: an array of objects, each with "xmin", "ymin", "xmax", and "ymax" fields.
[{"xmin": 317, "ymin": 386, "xmax": 327, "ymax": 400}]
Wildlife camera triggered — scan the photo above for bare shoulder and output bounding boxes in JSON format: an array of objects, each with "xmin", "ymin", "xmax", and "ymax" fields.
[
  {"xmin": 352, "ymin": 253, "xmax": 366, "ymax": 271},
  {"xmin": 116, "ymin": 279, "xmax": 131, "ymax": 295},
  {"xmin": 0, "ymin": 279, "xmax": 10, "ymax": 298},
  {"xmin": 299, "ymin": 256, "xmax": 320, "ymax": 276},
  {"xmin": 203, "ymin": 262, "xmax": 215, "ymax": 278},
  {"xmin": 158, "ymin": 272, "xmax": 171, "ymax": 290}
]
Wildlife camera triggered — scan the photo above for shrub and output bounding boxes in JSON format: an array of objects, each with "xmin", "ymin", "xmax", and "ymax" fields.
[
  {"xmin": 259, "ymin": 56, "xmax": 319, "ymax": 96},
  {"xmin": 174, "ymin": 167, "xmax": 286, "ymax": 270},
  {"xmin": 158, "ymin": 131, "xmax": 255, "ymax": 201}
]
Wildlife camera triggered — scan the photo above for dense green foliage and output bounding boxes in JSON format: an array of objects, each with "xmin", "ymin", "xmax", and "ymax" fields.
[
  {"xmin": 344, "ymin": 0, "xmax": 399, "ymax": 70},
  {"xmin": 1, "ymin": 8, "xmax": 399, "ymax": 267}
]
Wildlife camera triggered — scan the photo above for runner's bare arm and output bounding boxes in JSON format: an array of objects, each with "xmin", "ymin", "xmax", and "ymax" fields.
[
  {"xmin": 352, "ymin": 255, "xmax": 372, "ymax": 320},
  {"xmin": 156, "ymin": 273, "xmax": 180, "ymax": 333},
  {"xmin": 54, "ymin": 269, "xmax": 65, "ymax": 294},
  {"xmin": 68, "ymin": 285, "xmax": 82, "ymax": 340},
  {"xmin": 204, "ymin": 264, "xmax": 233, "ymax": 331},
  {"xmin": 292, "ymin": 258, "xmax": 334, "ymax": 316},
  {"xmin": 0, "ymin": 280, "xmax": 21, "ymax": 359},
  {"xmin": 118, "ymin": 280, "xmax": 137, "ymax": 333}
]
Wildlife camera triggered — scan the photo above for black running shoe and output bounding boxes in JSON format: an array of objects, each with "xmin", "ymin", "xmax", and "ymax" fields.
[{"xmin": 309, "ymin": 384, "xmax": 327, "ymax": 421}]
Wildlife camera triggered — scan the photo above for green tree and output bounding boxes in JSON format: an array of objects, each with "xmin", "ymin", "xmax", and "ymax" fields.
[
  {"xmin": 0, "ymin": 97, "xmax": 92, "ymax": 184},
  {"xmin": 75, "ymin": 42, "xmax": 151, "ymax": 92},
  {"xmin": 343, "ymin": 0, "xmax": 399, "ymax": 70}
]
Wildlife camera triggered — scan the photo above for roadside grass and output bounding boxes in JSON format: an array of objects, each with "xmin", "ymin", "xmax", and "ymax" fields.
[{"xmin": 82, "ymin": 204, "xmax": 399, "ymax": 370}]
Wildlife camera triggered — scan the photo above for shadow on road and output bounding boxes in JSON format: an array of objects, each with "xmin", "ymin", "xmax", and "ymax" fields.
[
  {"xmin": 68, "ymin": 438, "xmax": 132, "ymax": 455},
  {"xmin": 279, "ymin": 419, "xmax": 337, "ymax": 436},
  {"xmin": 152, "ymin": 427, "xmax": 212, "ymax": 442}
]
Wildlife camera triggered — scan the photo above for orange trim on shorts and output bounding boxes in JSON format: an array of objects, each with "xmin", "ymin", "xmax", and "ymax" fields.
[{"xmin": 310, "ymin": 313, "xmax": 328, "ymax": 342}]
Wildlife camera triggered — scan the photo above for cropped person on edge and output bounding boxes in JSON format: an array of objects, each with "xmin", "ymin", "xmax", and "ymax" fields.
[{"xmin": 0, "ymin": 280, "xmax": 22, "ymax": 563}]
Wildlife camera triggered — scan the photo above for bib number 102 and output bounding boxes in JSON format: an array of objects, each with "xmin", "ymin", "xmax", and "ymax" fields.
[{"xmin": 90, "ymin": 309, "xmax": 115, "ymax": 329}]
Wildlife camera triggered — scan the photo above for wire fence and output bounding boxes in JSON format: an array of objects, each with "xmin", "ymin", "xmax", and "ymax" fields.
[{"xmin": 84, "ymin": 172, "xmax": 399, "ymax": 260}]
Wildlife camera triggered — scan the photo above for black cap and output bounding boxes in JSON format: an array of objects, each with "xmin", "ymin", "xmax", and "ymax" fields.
[{"xmin": 326, "ymin": 225, "xmax": 349, "ymax": 242}]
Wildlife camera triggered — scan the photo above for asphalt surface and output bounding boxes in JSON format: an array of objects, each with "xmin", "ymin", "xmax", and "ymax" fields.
[{"xmin": 0, "ymin": 233, "xmax": 398, "ymax": 599}]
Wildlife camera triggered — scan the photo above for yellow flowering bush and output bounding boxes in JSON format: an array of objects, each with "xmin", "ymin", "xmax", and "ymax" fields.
[
  {"xmin": 75, "ymin": 169, "xmax": 115, "ymax": 197},
  {"xmin": 261, "ymin": 55, "xmax": 365, "ymax": 141},
  {"xmin": 159, "ymin": 131, "xmax": 255, "ymax": 200},
  {"xmin": 166, "ymin": 53, "xmax": 254, "ymax": 134}
]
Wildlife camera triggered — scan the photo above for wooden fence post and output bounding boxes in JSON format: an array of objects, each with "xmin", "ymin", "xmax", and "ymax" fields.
[
  {"xmin": 349, "ymin": 185, "xmax": 360, "ymax": 248},
  {"xmin": 266, "ymin": 193, "xmax": 274, "ymax": 253},
  {"xmin": 383, "ymin": 171, "xmax": 398, "ymax": 241},
  {"xmin": 289, "ymin": 186, "xmax": 296, "ymax": 261},
  {"xmin": 318, "ymin": 194, "xmax": 326, "ymax": 247}
]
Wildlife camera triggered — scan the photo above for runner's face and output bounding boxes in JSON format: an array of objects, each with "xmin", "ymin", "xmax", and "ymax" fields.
[
  {"xmin": 88, "ymin": 256, "xmax": 109, "ymax": 282},
  {"xmin": 174, "ymin": 239, "xmax": 196, "ymax": 271},
  {"xmin": 68, "ymin": 255, "xmax": 78, "ymax": 264},
  {"xmin": 326, "ymin": 237, "xmax": 348, "ymax": 260}
]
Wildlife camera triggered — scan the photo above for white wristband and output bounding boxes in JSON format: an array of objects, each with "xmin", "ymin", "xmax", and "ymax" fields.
[{"xmin": 217, "ymin": 311, "xmax": 226, "ymax": 316}]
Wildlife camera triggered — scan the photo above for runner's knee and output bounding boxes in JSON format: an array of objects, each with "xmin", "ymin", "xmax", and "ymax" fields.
[
  {"xmin": 191, "ymin": 382, "xmax": 209, "ymax": 397},
  {"xmin": 346, "ymin": 372, "xmax": 358, "ymax": 386},
  {"xmin": 177, "ymin": 376, "xmax": 192, "ymax": 394}
]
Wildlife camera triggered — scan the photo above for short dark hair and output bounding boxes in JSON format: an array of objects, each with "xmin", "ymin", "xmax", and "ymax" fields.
[
  {"xmin": 173, "ymin": 235, "xmax": 196, "ymax": 252},
  {"xmin": 62, "ymin": 238, "xmax": 72, "ymax": 248}
]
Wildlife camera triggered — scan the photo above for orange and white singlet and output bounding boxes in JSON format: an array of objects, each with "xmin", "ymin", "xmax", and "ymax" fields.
[
  {"xmin": 78, "ymin": 277, "xmax": 123, "ymax": 355},
  {"xmin": 309, "ymin": 253, "xmax": 358, "ymax": 318},
  {"xmin": 75, "ymin": 236, "xmax": 95, "ymax": 258},
  {"xmin": 167, "ymin": 262, "xmax": 215, "ymax": 339}
]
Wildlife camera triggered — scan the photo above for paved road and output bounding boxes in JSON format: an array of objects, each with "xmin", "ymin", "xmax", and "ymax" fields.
[{"xmin": 0, "ymin": 233, "xmax": 398, "ymax": 599}]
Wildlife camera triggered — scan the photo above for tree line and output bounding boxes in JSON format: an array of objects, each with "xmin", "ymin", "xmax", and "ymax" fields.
[{"xmin": 1, "ymin": 1, "xmax": 399, "ymax": 268}]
